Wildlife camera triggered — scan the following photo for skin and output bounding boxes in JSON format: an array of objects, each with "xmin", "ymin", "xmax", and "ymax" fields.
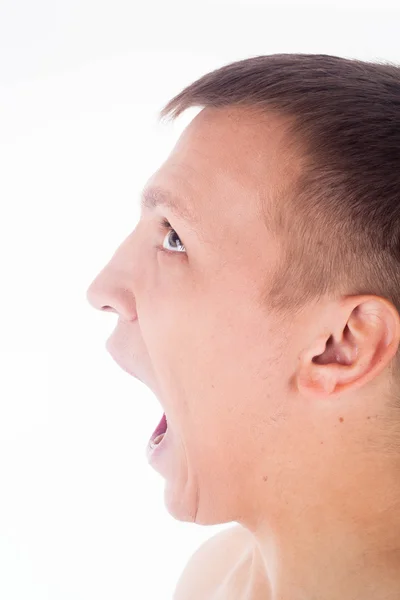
[{"xmin": 86, "ymin": 106, "xmax": 400, "ymax": 600}]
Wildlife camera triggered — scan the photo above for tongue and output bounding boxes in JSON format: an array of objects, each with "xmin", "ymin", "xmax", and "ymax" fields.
[{"xmin": 151, "ymin": 413, "xmax": 167, "ymax": 442}]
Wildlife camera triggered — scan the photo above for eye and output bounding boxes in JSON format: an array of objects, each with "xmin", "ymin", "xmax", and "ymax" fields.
[{"xmin": 160, "ymin": 218, "xmax": 186, "ymax": 254}]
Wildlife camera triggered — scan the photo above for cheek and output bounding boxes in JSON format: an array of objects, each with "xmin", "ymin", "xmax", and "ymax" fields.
[
  {"xmin": 185, "ymin": 316, "xmax": 283, "ymax": 427},
  {"xmin": 180, "ymin": 324, "xmax": 261, "ymax": 425}
]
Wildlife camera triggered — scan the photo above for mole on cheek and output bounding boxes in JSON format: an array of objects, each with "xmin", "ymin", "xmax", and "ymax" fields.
[{"xmin": 339, "ymin": 417, "xmax": 344, "ymax": 423}]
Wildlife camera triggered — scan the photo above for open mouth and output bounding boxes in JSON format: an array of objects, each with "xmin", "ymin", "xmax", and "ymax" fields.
[{"xmin": 149, "ymin": 413, "xmax": 168, "ymax": 448}]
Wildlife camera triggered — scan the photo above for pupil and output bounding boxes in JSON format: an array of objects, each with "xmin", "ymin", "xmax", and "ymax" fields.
[{"xmin": 169, "ymin": 231, "xmax": 180, "ymax": 249}]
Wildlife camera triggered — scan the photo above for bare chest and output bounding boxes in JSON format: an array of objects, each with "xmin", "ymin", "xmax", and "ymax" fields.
[{"xmin": 212, "ymin": 544, "xmax": 270, "ymax": 600}]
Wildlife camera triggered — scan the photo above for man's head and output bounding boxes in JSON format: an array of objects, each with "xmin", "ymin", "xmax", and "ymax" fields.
[{"xmin": 86, "ymin": 54, "xmax": 400, "ymax": 531}]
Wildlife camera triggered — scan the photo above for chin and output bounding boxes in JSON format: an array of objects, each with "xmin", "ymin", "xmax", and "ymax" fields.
[
  {"xmin": 163, "ymin": 481, "xmax": 197, "ymax": 523},
  {"xmin": 164, "ymin": 482, "xmax": 235, "ymax": 527}
]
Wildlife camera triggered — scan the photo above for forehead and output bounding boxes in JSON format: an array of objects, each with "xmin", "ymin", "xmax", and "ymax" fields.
[
  {"xmin": 172, "ymin": 106, "xmax": 294, "ymax": 187},
  {"xmin": 145, "ymin": 107, "xmax": 298, "ymax": 238}
]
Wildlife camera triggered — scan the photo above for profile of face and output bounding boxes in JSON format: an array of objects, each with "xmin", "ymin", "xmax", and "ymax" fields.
[{"xmin": 86, "ymin": 106, "xmax": 400, "ymax": 529}]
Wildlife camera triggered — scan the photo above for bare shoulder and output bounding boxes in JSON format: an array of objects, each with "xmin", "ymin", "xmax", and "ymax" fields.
[{"xmin": 172, "ymin": 524, "xmax": 254, "ymax": 600}]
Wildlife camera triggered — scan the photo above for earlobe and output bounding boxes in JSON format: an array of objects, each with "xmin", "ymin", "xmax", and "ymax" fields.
[
  {"xmin": 297, "ymin": 366, "xmax": 337, "ymax": 398},
  {"xmin": 296, "ymin": 296, "xmax": 400, "ymax": 399}
]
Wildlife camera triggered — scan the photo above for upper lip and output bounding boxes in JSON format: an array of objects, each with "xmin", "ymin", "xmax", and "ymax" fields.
[
  {"xmin": 106, "ymin": 341, "xmax": 165, "ymax": 416},
  {"xmin": 106, "ymin": 340, "xmax": 142, "ymax": 382}
]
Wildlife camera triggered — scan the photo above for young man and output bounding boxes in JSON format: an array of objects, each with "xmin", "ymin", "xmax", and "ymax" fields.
[{"xmin": 86, "ymin": 54, "xmax": 400, "ymax": 599}]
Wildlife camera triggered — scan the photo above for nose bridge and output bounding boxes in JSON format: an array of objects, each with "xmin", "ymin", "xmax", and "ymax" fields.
[{"xmin": 86, "ymin": 236, "xmax": 138, "ymax": 321}]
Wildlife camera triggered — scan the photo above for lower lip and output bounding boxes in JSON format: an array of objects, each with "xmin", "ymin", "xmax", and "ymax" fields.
[{"xmin": 146, "ymin": 413, "xmax": 170, "ymax": 474}]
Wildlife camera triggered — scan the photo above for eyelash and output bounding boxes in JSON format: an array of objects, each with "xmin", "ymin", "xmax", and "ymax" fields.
[{"xmin": 158, "ymin": 218, "xmax": 186, "ymax": 255}]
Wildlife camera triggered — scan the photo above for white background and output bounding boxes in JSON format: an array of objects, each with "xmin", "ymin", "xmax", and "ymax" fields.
[{"xmin": 1, "ymin": 0, "xmax": 399, "ymax": 598}]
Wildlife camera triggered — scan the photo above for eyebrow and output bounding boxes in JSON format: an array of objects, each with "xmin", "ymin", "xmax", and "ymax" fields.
[{"xmin": 140, "ymin": 185, "xmax": 198, "ymax": 228}]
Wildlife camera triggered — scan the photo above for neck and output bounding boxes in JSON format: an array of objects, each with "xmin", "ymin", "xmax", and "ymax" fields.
[{"xmin": 242, "ymin": 457, "xmax": 400, "ymax": 600}]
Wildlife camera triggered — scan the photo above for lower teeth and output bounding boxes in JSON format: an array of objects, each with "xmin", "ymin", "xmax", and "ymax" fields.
[{"xmin": 151, "ymin": 433, "xmax": 165, "ymax": 448}]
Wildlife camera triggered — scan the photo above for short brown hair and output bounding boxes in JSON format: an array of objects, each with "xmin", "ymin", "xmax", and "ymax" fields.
[{"xmin": 159, "ymin": 54, "xmax": 400, "ymax": 389}]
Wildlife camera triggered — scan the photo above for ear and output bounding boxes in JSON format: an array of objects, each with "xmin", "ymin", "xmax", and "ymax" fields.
[{"xmin": 296, "ymin": 296, "xmax": 400, "ymax": 398}]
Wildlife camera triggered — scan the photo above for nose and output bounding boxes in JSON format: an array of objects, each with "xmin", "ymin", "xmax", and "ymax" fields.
[{"xmin": 86, "ymin": 260, "xmax": 137, "ymax": 322}]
